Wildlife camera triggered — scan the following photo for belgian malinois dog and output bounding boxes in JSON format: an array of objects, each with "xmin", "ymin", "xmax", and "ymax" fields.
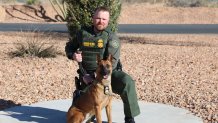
[{"xmin": 67, "ymin": 54, "xmax": 113, "ymax": 123}]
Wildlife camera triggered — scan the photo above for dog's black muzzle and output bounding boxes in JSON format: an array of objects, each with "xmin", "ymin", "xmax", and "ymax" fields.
[{"xmin": 100, "ymin": 65, "xmax": 111, "ymax": 76}]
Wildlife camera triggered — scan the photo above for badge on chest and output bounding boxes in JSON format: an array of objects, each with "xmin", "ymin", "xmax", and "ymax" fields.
[{"xmin": 82, "ymin": 38, "xmax": 104, "ymax": 48}]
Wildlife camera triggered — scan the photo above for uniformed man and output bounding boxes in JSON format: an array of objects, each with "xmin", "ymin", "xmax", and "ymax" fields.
[{"xmin": 65, "ymin": 6, "xmax": 140, "ymax": 123}]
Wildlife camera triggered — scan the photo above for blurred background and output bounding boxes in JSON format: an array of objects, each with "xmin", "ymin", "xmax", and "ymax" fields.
[{"xmin": 1, "ymin": 0, "xmax": 218, "ymax": 7}]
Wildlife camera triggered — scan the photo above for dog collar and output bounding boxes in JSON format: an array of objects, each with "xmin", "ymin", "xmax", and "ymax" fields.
[
  {"xmin": 104, "ymin": 86, "xmax": 111, "ymax": 95},
  {"xmin": 93, "ymin": 80, "xmax": 112, "ymax": 95}
]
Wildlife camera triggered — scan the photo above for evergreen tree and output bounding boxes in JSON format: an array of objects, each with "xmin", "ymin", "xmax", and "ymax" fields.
[{"xmin": 65, "ymin": 0, "xmax": 122, "ymax": 41}]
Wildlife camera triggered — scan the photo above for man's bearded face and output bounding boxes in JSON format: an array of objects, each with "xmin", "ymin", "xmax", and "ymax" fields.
[{"xmin": 93, "ymin": 11, "xmax": 110, "ymax": 31}]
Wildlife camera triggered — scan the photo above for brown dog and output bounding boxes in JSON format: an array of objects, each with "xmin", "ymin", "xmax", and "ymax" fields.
[{"xmin": 67, "ymin": 54, "xmax": 113, "ymax": 123}]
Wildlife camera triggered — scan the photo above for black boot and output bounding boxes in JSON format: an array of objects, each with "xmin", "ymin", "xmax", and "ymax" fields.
[{"xmin": 125, "ymin": 116, "xmax": 135, "ymax": 123}]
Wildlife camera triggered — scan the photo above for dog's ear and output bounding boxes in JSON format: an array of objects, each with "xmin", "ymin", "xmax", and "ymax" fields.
[
  {"xmin": 107, "ymin": 54, "xmax": 112, "ymax": 62},
  {"xmin": 96, "ymin": 54, "xmax": 101, "ymax": 64}
]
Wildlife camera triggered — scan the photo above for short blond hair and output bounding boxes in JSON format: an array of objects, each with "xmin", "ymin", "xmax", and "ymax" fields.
[{"xmin": 93, "ymin": 6, "xmax": 110, "ymax": 17}]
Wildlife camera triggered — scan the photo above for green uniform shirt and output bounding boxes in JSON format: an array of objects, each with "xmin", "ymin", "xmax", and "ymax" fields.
[{"xmin": 65, "ymin": 26, "xmax": 120, "ymax": 70}]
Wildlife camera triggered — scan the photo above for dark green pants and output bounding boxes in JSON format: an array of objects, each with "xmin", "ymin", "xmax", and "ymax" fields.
[{"xmin": 111, "ymin": 70, "xmax": 140, "ymax": 117}]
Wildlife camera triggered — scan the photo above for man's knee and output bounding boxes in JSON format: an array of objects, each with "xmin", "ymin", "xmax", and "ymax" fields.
[
  {"xmin": 122, "ymin": 74, "xmax": 134, "ymax": 86},
  {"xmin": 111, "ymin": 71, "xmax": 135, "ymax": 94}
]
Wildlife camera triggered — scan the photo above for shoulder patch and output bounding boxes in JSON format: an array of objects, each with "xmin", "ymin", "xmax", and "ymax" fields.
[{"xmin": 111, "ymin": 40, "xmax": 119, "ymax": 48}]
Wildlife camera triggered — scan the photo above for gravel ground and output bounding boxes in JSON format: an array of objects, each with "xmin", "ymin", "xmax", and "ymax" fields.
[{"xmin": 0, "ymin": 32, "xmax": 217, "ymax": 123}]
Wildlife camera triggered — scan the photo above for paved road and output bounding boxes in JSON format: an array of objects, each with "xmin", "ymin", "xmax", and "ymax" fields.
[
  {"xmin": 119, "ymin": 24, "xmax": 218, "ymax": 34},
  {"xmin": 0, "ymin": 23, "xmax": 218, "ymax": 34}
]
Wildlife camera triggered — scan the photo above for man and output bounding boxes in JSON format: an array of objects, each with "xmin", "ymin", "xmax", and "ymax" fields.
[{"xmin": 65, "ymin": 6, "xmax": 140, "ymax": 123}]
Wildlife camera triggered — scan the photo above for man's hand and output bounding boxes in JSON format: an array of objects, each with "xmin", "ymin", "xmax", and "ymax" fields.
[{"xmin": 73, "ymin": 52, "xmax": 82, "ymax": 62}]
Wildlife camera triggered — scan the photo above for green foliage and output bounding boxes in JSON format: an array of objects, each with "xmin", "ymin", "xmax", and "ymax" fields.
[{"xmin": 65, "ymin": 0, "xmax": 122, "ymax": 40}]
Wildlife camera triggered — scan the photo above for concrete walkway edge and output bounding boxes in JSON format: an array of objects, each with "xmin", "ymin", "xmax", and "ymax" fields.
[{"xmin": 0, "ymin": 99, "xmax": 203, "ymax": 123}]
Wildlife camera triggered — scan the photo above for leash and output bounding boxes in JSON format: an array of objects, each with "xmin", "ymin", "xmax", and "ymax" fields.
[{"xmin": 74, "ymin": 48, "xmax": 87, "ymax": 91}]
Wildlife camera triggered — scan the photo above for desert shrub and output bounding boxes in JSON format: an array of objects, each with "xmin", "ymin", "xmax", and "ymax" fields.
[
  {"xmin": 166, "ymin": 0, "xmax": 204, "ymax": 7},
  {"xmin": 65, "ymin": 0, "xmax": 121, "ymax": 41},
  {"xmin": 50, "ymin": 0, "xmax": 64, "ymax": 4},
  {"xmin": 203, "ymin": 0, "xmax": 218, "ymax": 7},
  {"xmin": 0, "ymin": 0, "xmax": 16, "ymax": 4},
  {"xmin": 121, "ymin": 0, "xmax": 218, "ymax": 7},
  {"xmin": 122, "ymin": 0, "xmax": 165, "ymax": 4},
  {"xmin": 9, "ymin": 41, "xmax": 59, "ymax": 58},
  {"xmin": 26, "ymin": 0, "xmax": 41, "ymax": 5},
  {"xmin": 9, "ymin": 32, "xmax": 61, "ymax": 58},
  {"xmin": 49, "ymin": 0, "xmax": 67, "ymax": 21}
]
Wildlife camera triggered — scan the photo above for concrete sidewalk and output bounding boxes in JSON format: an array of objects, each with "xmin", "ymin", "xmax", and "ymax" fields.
[{"xmin": 0, "ymin": 99, "xmax": 203, "ymax": 123}]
